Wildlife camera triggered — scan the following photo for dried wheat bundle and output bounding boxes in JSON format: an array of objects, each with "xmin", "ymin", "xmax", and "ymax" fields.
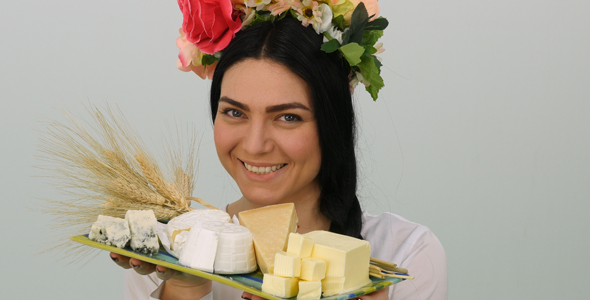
[{"xmin": 35, "ymin": 104, "xmax": 212, "ymax": 260}]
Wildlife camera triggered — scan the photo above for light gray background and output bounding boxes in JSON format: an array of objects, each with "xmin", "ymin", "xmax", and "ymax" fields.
[{"xmin": 1, "ymin": 0, "xmax": 589, "ymax": 299}]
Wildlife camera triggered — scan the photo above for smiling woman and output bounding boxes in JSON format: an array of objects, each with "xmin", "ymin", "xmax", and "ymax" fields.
[{"xmin": 111, "ymin": 11, "xmax": 447, "ymax": 300}]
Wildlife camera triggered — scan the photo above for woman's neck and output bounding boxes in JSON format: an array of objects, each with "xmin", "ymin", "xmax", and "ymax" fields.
[{"xmin": 226, "ymin": 195, "xmax": 330, "ymax": 234}]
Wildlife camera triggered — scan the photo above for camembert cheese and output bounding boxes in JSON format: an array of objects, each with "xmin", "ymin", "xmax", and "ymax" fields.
[
  {"xmin": 166, "ymin": 209, "xmax": 231, "ymax": 255},
  {"xmin": 238, "ymin": 203, "xmax": 298, "ymax": 274}
]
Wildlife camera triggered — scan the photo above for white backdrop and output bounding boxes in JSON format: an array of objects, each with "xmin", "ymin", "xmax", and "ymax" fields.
[{"xmin": 1, "ymin": 0, "xmax": 589, "ymax": 299}]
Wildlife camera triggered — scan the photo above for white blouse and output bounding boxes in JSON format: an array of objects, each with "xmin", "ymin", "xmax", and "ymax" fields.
[{"xmin": 123, "ymin": 211, "xmax": 448, "ymax": 300}]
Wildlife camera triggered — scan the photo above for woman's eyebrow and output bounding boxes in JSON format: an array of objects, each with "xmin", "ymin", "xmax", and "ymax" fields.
[
  {"xmin": 266, "ymin": 102, "xmax": 311, "ymax": 113},
  {"xmin": 219, "ymin": 96, "xmax": 250, "ymax": 111}
]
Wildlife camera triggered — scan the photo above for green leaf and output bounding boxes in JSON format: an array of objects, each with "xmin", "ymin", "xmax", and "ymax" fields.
[
  {"xmin": 332, "ymin": 15, "xmax": 348, "ymax": 30},
  {"xmin": 249, "ymin": 11, "xmax": 271, "ymax": 27},
  {"xmin": 362, "ymin": 30, "xmax": 383, "ymax": 47},
  {"xmin": 365, "ymin": 17, "xmax": 389, "ymax": 31},
  {"xmin": 201, "ymin": 54, "xmax": 217, "ymax": 66},
  {"xmin": 321, "ymin": 39, "xmax": 341, "ymax": 53},
  {"xmin": 340, "ymin": 43, "xmax": 365, "ymax": 66},
  {"xmin": 357, "ymin": 54, "xmax": 384, "ymax": 100},
  {"xmin": 343, "ymin": 3, "xmax": 369, "ymax": 45}
]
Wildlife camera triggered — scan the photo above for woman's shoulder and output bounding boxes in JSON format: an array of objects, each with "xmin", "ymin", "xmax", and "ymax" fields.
[{"xmin": 361, "ymin": 211, "xmax": 446, "ymax": 267}]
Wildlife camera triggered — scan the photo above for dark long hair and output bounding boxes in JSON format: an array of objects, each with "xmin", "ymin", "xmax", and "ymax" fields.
[{"xmin": 210, "ymin": 16, "xmax": 363, "ymax": 239}]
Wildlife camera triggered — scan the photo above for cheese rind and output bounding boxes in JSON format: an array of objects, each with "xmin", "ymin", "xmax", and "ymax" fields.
[
  {"xmin": 298, "ymin": 281, "xmax": 322, "ymax": 300},
  {"xmin": 88, "ymin": 215, "xmax": 130, "ymax": 248},
  {"xmin": 261, "ymin": 273, "xmax": 299, "ymax": 298},
  {"xmin": 238, "ymin": 203, "xmax": 298, "ymax": 274},
  {"xmin": 286, "ymin": 233, "xmax": 314, "ymax": 258},
  {"xmin": 305, "ymin": 230, "xmax": 371, "ymax": 296},
  {"xmin": 167, "ymin": 209, "xmax": 231, "ymax": 254},
  {"xmin": 125, "ymin": 210, "xmax": 159, "ymax": 256},
  {"xmin": 300, "ymin": 258, "xmax": 326, "ymax": 281},
  {"xmin": 273, "ymin": 251, "xmax": 301, "ymax": 278}
]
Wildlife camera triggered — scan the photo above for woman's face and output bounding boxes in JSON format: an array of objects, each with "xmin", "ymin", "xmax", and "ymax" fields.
[{"xmin": 214, "ymin": 59, "xmax": 321, "ymax": 206}]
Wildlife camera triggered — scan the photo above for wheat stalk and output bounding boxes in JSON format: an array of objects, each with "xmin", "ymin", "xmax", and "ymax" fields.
[{"xmin": 35, "ymin": 104, "xmax": 207, "ymax": 262}]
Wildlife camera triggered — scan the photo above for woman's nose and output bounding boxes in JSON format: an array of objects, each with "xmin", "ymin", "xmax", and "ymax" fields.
[{"xmin": 241, "ymin": 121, "xmax": 274, "ymax": 155}]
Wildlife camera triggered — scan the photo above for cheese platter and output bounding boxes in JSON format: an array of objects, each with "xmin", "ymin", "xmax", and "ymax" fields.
[{"xmin": 71, "ymin": 234, "xmax": 406, "ymax": 300}]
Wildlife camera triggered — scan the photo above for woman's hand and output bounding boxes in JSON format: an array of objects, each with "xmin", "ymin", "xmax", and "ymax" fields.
[
  {"xmin": 240, "ymin": 285, "xmax": 389, "ymax": 300},
  {"xmin": 110, "ymin": 252, "xmax": 212, "ymax": 300}
]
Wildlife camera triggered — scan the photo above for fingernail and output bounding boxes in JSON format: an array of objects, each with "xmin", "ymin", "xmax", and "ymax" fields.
[
  {"xmin": 131, "ymin": 263, "xmax": 140, "ymax": 269},
  {"xmin": 241, "ymin": 297, "xmax": 250, "ymax": 300},
  {"xmin": 156, "ymin": 268, "xmax": 165, "ymax": 274},
  {"xmin": 111, "ymin": 256, "xmax": 119, "ymax": 263}
]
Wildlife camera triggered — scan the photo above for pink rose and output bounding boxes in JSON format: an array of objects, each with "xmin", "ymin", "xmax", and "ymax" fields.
[{"xmin": 178, "ymin": 0, "xmax": 242, "ymax": 54}]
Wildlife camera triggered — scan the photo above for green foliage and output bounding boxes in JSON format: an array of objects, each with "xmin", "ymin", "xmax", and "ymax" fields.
[
  {"xmin": 332, "ymin": 15, "xmax": 348, "ymax": 30},
  {"xmin": 365, "ymin": 17, "xmax": 389, "ymax": 31},
  {"xmin": 342, "ymin": 3, "xmax": 369, "ymax": 45},
  {"xmin": 201, "ymin": 54, "xmax": 217, "ymax": 66},
  {"xmin": 357, "ymin": 55, "xmax": 384, "ymax": 101},
  {"xmin": 362, "ymin": 30, "xmax": 383, "ymax": 47},
  {"xmin": 340, "ymin": 43, "xmax": 365, "ymax": 66},
  {"xmin": 321, "ymin": 39, "xmax": 341, "ymax": 53}
]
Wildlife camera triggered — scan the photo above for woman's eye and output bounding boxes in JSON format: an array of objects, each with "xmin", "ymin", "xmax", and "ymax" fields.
[
  {"xmin": 280, "ymin": 114, "xmax": 301, "ymax": 122},
  {"xmin": 223, "ymin": 109, "xmax": 243, "ymax": 118}
]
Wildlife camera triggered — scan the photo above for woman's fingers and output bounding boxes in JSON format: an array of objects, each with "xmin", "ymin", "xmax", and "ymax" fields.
[
  {"xmin": 155, "ymin": 265, "xmax": 176, "ymax": 281},
  {"xmin": 110, "ymin": 252, "xmax": 131, "ymax": 269},
  {"xmin": 241, "ymin": 292, "xmax": 270, "ymax": 300},
  {"xmin": 128, "ymin": 258, "xmax": 156, "ymax": 275}
]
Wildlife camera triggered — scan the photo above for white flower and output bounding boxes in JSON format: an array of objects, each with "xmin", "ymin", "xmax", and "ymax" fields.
[
  {"xmin": 323, "ymin": 26, "xmax": 346, "ymax": 44},
  {"xmin": 314, "ymin": 3, "xmax": 333, "ymax": 34}
]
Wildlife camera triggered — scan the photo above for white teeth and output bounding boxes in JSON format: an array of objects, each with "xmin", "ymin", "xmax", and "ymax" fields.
[{"xmin": 243, "ymin": 162, "xmax": 285, "ymax": 175}]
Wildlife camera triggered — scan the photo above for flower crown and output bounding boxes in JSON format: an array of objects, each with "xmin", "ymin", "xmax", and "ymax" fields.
[{"xmin": 176, "ymin": 0, "xmax": 388, "ymax": 101}]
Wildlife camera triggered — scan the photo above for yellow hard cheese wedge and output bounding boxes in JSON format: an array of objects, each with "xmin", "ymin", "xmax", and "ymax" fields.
[
  {"xmin": 305, "ymin": 230, "xmax": 371, "ymax": 296},
  {"xmin": 261, "ymin": 273, "xmax": 299, "ymax": 298},
  {"xmin": 238, "ymin": 203, "xmax": 298, "ymax": 274}
]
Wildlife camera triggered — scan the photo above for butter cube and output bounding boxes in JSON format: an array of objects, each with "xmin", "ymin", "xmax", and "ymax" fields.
[
  {"xmin": 300, "ymin": 258, "xmax": 326, "ymax": 281},
  {"xmin": 298, "ymin": 281, "xmax": 322, "ymax": 300},
  {"xmin": 321, "ymin": 277, "xmax": 345, "ymax": 296},
  {"xmin": 273, "ymin": 251, "xmax": 301, "ymax": 277},
  {"xmin": 286, "ymin": 233, "xmax": 314, "ymax": 258},
  {"xmin": 305, "ymin": 230, "xmax": 371, "ymax": 296},
  {"xmin": 261, "ymin": 273, "xmax": 299, "ymax": 298}
]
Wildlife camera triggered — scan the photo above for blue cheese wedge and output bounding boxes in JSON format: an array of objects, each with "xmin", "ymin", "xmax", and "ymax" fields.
[
  {"xmin": 88, "ymin": 215, "xmax": 130, "ymax": 248},
  {"xmin": 125, "ymin": 210, "xmax": 159, "ymax": 256}
]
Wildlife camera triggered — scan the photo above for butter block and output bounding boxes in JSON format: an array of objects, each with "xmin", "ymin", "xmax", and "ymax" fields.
[
  {"xmin": 321, "ymin": 277, "xmax": 346, "ymax": 296},
  {"xmin": 286, "ymin": 233, "xmax": 314, "ymax": 258},
  {"xmin": 298, "ymin": 281, "xmax": 322, "ymax": 300},
  {"xmin": 273, "ymin": 251, "xmax": 301, "ymax": 278},
  {"xmin": 125, "ymin": 210, "xmax": 159, "ymax": 256},
  {"xmin": 261, "ymin": 273, "xmax": 299, "ymax": 298},
  {"xmin": 167, "ymin": 209, "xmax": 231, "ymax": 254},
  {"xmin": 300, "ymin": 258, "xmax": 326, "ymax": 281},
  {"xmin": 238, "ymin": 203, "xmax": 298, "ymax": 274},
  {"xmin": 305, "ymin": 230, "xmax": 371, "ymax": 296},
  {"xmin": 88, "ymin": 215, "xmax": 130, "ymax": 248}
]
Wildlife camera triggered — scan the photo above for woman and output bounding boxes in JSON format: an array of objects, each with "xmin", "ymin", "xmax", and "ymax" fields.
[{"xmin": 111, "ymin": 16, "xmax": 447, "ymax": 300}]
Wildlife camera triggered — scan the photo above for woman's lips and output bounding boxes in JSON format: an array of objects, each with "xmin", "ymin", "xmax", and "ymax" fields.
[{"xmin": 242, "ymin": 161, "xmax": 286, "ymax": 175}]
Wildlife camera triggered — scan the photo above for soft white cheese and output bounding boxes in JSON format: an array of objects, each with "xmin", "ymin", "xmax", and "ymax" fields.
[
  {"xmin": 88, "ymin": 215, "xmax": 130, "ymax": 248},
  {"xmin": 125, "ymin": 210, "xmax": 159, "ymax": 256},
  {"xmin": 178, "ymin": 221, "xmax": 256, "ymax": 274},
  {"xmin": 167, "ymin": 209, "xmax": 231, "ymax": 255}
]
